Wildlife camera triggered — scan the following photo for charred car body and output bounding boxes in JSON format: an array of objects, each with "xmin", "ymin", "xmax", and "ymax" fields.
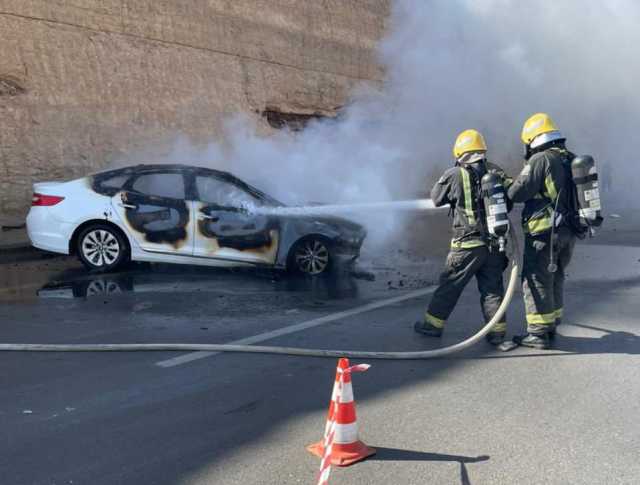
[{"xmin": 27, "ymin": 164, "xmax": 366, "ymax": 275}]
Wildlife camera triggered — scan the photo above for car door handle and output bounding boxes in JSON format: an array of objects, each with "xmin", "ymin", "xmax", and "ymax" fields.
[
  {"xmin": 200, "ymin": 214, "xmax": 219, "ymax": 222},
  {"xmin": 119, "ymin": 203, "xmax": 137, "ymax": 209}
]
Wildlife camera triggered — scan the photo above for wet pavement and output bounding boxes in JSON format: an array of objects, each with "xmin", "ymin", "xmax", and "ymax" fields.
[
  {"xmin": 1, "ymin": 212, "xmax": 640, "ymax": 485},
  {"xmin": 0, "ymin": 251, "xmax": 439, "ymax": 304}
]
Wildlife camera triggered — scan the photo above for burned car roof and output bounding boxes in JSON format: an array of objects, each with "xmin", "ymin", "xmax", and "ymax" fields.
[{"xmin": 94, "ymin": 163, "xmax": 232, "ymax": 178}]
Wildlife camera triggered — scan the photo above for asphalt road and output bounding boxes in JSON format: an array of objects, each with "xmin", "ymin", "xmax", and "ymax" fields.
[{"xmin": 1, "ymin": 226, "xmax": 639, "ymax": 484}]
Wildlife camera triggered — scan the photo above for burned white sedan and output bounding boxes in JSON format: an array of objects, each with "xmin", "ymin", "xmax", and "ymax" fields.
[{"xmin": 27, "ymin": 164, "xmax": 366, "ymax": 275}]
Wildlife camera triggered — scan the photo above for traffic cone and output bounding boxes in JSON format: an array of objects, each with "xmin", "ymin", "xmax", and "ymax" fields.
[{"xmin": 307, "ymin": 358, "xmax": 376, "ymax": 466}]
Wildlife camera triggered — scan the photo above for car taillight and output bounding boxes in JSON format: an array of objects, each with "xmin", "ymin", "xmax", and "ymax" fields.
[{"xmin": 32, "ymin": 193, "xmax": 65, "ymax": 206}]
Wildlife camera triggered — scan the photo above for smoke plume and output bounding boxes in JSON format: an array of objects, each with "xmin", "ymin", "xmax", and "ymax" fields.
[{"xmin": 152, "ymin": 0, "xmax": 638, "ymax": 244}]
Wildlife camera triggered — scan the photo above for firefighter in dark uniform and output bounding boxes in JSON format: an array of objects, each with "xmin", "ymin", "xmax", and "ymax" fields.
[
  {"xmin": 507, "ymin": 113, "xmax": 577, "ymax": 349},
  {"xmin": 414, "ymin": 129, "xmax": 512, "ymax": 345}
]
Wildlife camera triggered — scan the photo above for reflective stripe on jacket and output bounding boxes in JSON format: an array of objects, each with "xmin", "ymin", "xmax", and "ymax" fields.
[
  {"xmin": 507, "ymin": 147, "xmax": 572, "ymax": 236},
  {"xmin": 431, "ymin": 161, "xmax": 512, "ymax": 248}
]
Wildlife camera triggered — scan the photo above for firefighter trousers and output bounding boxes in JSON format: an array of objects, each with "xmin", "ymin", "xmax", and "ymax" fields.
[
  {"xmin": 425, "ymin": 245, "xmax": 508, "ymax": 334},
  {"xmin": 522, "ymin": 226, "xmax": 576, "ymax": 335}
]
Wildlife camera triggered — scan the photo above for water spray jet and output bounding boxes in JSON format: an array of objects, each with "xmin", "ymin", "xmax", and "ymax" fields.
[{"xmin": 250, "ymin": 199, "xmax": 447, "ymax": 217}]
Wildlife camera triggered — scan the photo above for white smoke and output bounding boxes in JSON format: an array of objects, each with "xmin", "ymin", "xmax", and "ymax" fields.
[
  {"xmin": 378, "ymin": 0, "xmax": 639, "ymax": 200},
  {"xmin": 153, "ymin": 0, "xmax": 638, "ymax": 245}
]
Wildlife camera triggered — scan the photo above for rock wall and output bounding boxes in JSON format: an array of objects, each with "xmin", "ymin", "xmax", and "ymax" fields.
[{"xmin": 0, "ymin": 0, "xmax": 389, "ymax": 216}]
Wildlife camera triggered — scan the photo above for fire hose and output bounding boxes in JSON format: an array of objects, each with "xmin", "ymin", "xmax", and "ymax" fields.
[
  {"xmin": 1, "ymin": 196, "xmax": 520, "ymax": 359},
  {"xmin": 0, "ymin": 229, "xmax": 519, "ymax": 359}
]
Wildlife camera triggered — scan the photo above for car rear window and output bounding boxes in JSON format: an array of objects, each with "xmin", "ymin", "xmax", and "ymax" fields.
[
  {"xmin": 99, "ymin": 174, "xmax": 129, "ymax": 189},
  {"xmin": 132, "ymin": 173, "xmax": 185, "ymax": 199},
  {"xmin": 92, "ymin": 172, "xmax": 132, "ymax": 195}
]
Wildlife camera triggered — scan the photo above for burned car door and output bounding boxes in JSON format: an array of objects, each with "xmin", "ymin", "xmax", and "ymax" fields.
[
  {"xmin": 193, "ymin": 174, "xmax": 280, "ymax": 264},
  {"xmin": 111, "ymin": 171, "xmax": 194, "ymax": 255}
]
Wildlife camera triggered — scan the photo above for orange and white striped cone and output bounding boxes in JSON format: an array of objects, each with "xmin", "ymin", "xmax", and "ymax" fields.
[
  {"xmin": 307, "ymin": 358, "xmax": 376, "ymax": 467},
  {"xmin": 316, "ymin": 389, "xmax": 340, "ymax": 485}
]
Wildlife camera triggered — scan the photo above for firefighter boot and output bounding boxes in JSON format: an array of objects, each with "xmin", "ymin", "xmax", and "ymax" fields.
[
  {"xmin": 414, "ymin": 321, "xmax": 443, "ymax": 337},
  {"xmin": 548, "ymin": 318, "xmax": 562, "ymax": 339},
  {"xmin": 513, "ymin": 333, "xmax": 550, "ymax": 350},
  {"xmin": 486, "ymin": 332, "xmax": 506, "ymax": 346}
]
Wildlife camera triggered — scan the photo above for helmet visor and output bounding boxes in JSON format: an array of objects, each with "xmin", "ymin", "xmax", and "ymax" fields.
[
  {"xmin": 458, "ymin": 151, "xmax": 486, "ymax": 164},
  {"xmin": 530, "ymin": 130, "xmax": 565, "ymax": 149}
]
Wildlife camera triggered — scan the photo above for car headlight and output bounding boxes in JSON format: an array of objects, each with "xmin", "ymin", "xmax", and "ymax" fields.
[{"xmin": 341, "ymin": 235, "xmax": 361, "ymax": 246}]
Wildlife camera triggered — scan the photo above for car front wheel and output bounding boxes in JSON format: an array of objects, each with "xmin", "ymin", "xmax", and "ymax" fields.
[
  {"xmin": 77, "ymin": 224, "xmax": 128, "ymax": 272},
  {"xmin": 290, "ymin": 237, "xmax": 333, "ymax": 275}
]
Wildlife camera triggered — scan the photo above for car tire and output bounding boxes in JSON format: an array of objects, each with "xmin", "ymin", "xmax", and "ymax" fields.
[
  {"xmin": 77, "ymin": 223, "xmax": 129, "ymax": 272},
  {"xmin": 289, "ymin": 237, "xmax": 333, "ymax": 276}
]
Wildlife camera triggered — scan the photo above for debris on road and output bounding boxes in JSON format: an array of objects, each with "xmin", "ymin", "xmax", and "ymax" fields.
[
  {"xmin": 133, "ymin": 302, "xmax": 153, "ymax": 312},
  {"xmin": 349, "ymin": 268, "xmax": 376, "ymax": 281}
]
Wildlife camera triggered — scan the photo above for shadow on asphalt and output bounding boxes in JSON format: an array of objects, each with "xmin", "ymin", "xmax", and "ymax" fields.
[
  {"xmin": 480, "ymin": 322, "xmax": 640, "ymax": 359},
  {"xmin": 370, "ymin": 446, "xmax": 489, "ymax": 463},
  {"xmin": 478, "ymin": 275, "xmax": 640, "ymax": 361},
  {"xmin": 369, "ymin": 448, "xmax": 489, "ymax": 485},
  {"xmin": 460, "ymin": 461, "xmax": 473, "ymax": 485},
  {"xmin": 2, "ymin": 246, "xmax": 639, "ymax": 485}
]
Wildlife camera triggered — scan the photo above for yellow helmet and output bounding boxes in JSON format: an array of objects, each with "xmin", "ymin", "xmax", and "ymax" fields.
[
  {"xmin": 521, "ymin": 113, "xmax": 561, "ymax": 146},
  {"xmin": 453, "ymin": 129, "xmax": 487, "ymax": 159}
]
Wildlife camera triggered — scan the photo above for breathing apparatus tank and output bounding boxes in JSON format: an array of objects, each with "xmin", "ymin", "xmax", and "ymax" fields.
[
  {"xmin": 571, "ymin": 155, "xmax": 603, "ymax": 233},
  {"xmin": 481, "ymin": 172, "xmax": 510, "ymax": 252}
]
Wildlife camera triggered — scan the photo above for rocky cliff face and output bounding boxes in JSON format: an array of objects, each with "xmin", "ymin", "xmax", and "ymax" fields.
[{"xmin": 0, "ymin": 0, "xmax": 389, "ymax": 216}]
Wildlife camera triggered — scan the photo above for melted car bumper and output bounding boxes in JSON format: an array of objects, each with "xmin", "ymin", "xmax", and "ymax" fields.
[{"xmin": 334, "ymin": 229, "xmax": 366, "ymax": 260}]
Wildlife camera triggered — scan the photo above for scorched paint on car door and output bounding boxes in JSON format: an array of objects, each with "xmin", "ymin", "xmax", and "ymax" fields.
[
  {"xmin": 111, "ymin": 170, "xmax": 194, "ymax": 256},
  {"xmin": 193, "ymin": 174, "xmax": 280, "ymax": 264}
]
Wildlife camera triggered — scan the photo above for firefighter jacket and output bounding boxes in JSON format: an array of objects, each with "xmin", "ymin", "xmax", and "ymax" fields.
[
  {"xmin": 431, "ymin": 161, "xmax": 512, "ymax": 249},
  {"xmin": 507, "ymin": 147, "xmax": 574, "ymax": 236}
]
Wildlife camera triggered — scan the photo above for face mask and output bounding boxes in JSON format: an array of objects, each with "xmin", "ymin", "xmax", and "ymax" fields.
[{"xmin": 468, "ymin": 161, "xmax": 487, "ymax": 179}]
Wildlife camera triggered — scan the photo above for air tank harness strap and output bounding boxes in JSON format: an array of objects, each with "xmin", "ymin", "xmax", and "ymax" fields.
[{"xmin": 460, "ymin": 167, "xmax": 477, "ymax": 226}]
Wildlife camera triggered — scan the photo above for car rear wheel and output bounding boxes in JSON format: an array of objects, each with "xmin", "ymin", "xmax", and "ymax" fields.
[
  {"xmin": 290, "ymin": 237, "xmax": 333, "ymax": 275},
  {"xmin": 77, "ymin": 224, "xmax": 128, "ymax": 272}
]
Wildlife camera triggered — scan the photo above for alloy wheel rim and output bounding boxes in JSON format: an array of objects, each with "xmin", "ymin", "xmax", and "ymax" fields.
[
  {"xmin": 86, "ymin": 279, "xmax": 122, "ymax": 296},
  {"xmin": 295, "ymin": 240, "xmax": 329, "ymax": 275},
  {"xmin": 82, "ymin": 230, "xmax": 120, "ymax": 267}
]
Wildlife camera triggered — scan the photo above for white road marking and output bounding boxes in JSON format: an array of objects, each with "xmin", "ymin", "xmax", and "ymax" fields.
[{"xmin": 155, "ymin": 286, "xmax": 436, "ymax": 368}]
